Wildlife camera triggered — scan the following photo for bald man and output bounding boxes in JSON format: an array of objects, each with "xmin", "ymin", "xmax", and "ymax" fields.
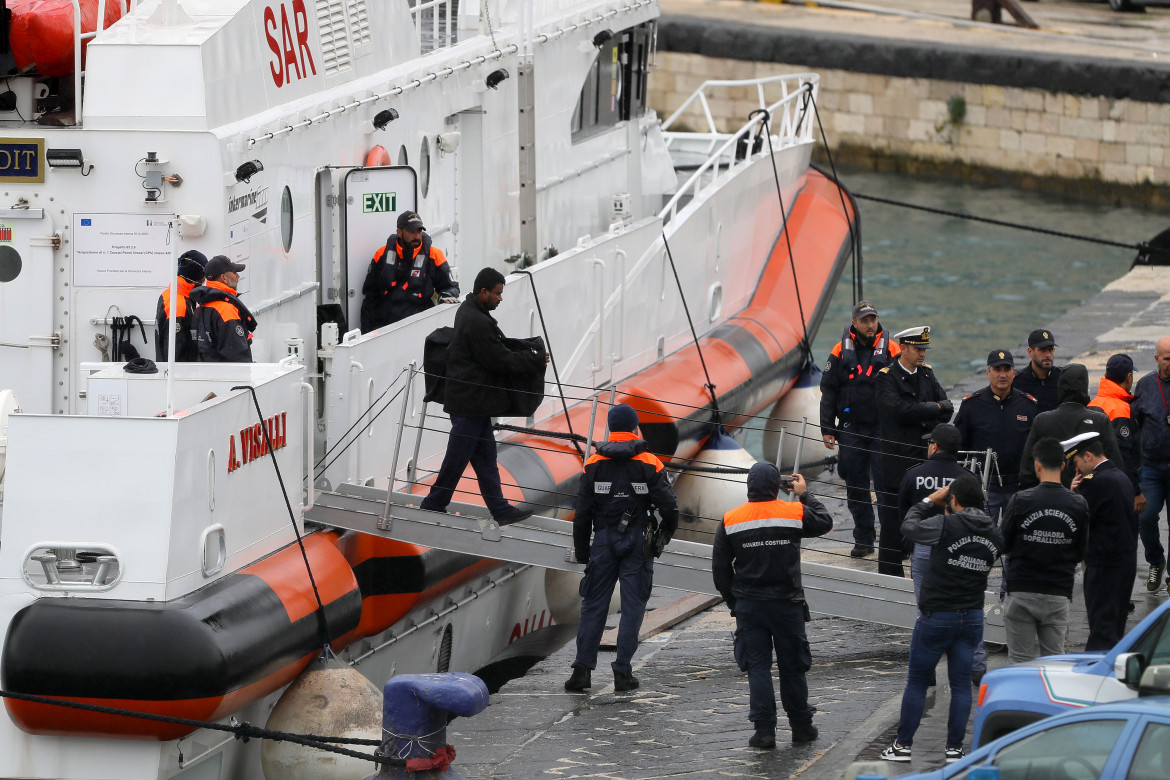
[{"xmin": 1132, "ymin": 337, "xmax": 1170, "ymax": 594}]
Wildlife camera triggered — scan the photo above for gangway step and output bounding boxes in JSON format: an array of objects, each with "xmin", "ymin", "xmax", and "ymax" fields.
[{"xmin": 306, "ymin": 485, "xmax": 1004, "ymax": 643}]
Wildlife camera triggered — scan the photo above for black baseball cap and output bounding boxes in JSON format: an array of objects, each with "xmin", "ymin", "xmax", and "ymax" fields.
[
  {"xmin": 397, "ymin": 211, "xmax": 425, "ymax": 231},
  {"xmin": 1028, "ymin": 329, "xmax": 1057, "ymax": 349},
  {"xmin": 205, "ymin": 255, "xmax": 246, "ymax": 278},
  {"xmin": 1105, "ymin": 353, "xmax": 1134, "ymax": 381},
  {"xmin": 923, "ymin": 423, "xmax": 962, "ymax": 454},
  {"xmin": 851, "ymin": 301, "xmax": 878, "ymax": 320},
  {"xmin": 987, "ymin": 349, "xmax": 1015, "ymax": 368}
]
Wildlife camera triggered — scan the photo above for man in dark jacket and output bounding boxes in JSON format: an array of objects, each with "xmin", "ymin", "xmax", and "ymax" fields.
[
  {"xmin": 1089, "ymin": 354, "xmax": 1143, "ymax": 510},
  {"xmin": 712, "ymin": 462, "xmax": 833, "ymax": 749},
  {"xmin": 1066, "ymin": 432, "xmax": 1138, "ymax": 651},
  {"xmin": 954, "ymin": 349, "xmax": 1038, "ymax": 523},
  {"xmin": 1001, "ymin": 437, "xmax": 1088, "ymax": 663},
  {"xmin": 191, "ymin": 255, "xmax": 257, "ymax": 363},
  {"xmin": 820, "ymin": 301, "xmax": 901, "ymax": 558},
  {"xmin": 1131, "ymin": 337, "xmax": 1170, "ymax": 594},
  {"xmin": 1013, "ymin": 329, "xmax": 1063, "ymax": 414},
  {"xmin": 155, "ymin": 249, "xmax": 206, "ymax": 362},
  {"xmin": 882, "ymin": 475, "xmax": 1002, "ymax": 766},
  {"xmin": 420, "ymin": 267, "xmax": 547, "ymax": 522},
  {"xmin": 1018, "ymin": 364, "xmax": 1125, "ymax": 489},
  {"xmin": 565, "ymin": 404, "xmax": 678, "ymax": 694},
  {"xmin": 875, "ymin": 326, "xmax": 952, "ymax": 576},
  {"xmin": 359, "ymin": 210, "xmax": 459, "ymax": 333}
]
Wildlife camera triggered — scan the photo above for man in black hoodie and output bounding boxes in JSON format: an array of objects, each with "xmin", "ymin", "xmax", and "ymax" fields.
[
  {"xmin": 565, "ymin": 404, "xmax": 678, "ymax": 694},
  {"xmin": 1018, "ymin": 364, "xmax": 1125, "ymax": 490}
]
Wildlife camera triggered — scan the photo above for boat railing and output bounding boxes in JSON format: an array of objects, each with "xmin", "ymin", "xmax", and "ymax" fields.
[
  {"xmin": 69, "ymin": 0, "xmax": 135, "ymax": 126},
  {"xmin": 411, "ymin": 0, "xmax": 460, "ymax": 54},
  {"xmin": 658, "ymin": 74, "xmax": 820, "ymax": 225}
]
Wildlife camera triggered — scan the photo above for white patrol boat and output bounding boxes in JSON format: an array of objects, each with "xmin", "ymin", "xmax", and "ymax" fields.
[{"xmin": 0, "ymin": 1, "xmax": 855, "ymax": 778}]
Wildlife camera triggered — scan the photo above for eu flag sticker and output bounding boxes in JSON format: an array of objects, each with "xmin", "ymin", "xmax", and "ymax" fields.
[{"xmin": 81, "ymin": 218, "xmax": 92, "ymax": 226}]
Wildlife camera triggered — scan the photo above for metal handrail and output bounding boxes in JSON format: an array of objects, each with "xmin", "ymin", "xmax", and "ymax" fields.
[
  {"xmin": 661, "ymin": 72, "xmax": 819, "ymax": 136},
  {"xmin": 71, "ymin": 0, "xmax": 135, "ymax": 126}
]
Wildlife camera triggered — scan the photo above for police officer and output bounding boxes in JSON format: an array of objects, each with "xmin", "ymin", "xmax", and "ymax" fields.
[
  {"xmin": 953, "ymin": 349, "xmax": 1038, "ymax": 523},
  {"xmin": 712, "ymin": 462, "xmax": 832, "ymax": 749},
  {"xmin": 1089, "ymin": 354, "xmax": 1143, "ymax": 513},
  {"xmin": 360, "ymin": 210, "xmax": 459, "ymax": 333},
  {"xmin": 1013, "ymin": 329, "xmax": 1062, "ymax": 414},
  {"xmin": 191, "ymin": 255, "xmax": 257, "ymax": 363},
  {"xmin": 820, "ymin": 301, "xmax": 901, "ymax": 558},
  {"xmin": 875, "ymin": 326, "xmax": 952, "ymax": 576},
  {"xmin": 155, "ymin": 249, "xmax": 207, "ymax": 362},
  {"xmin": 565, "ymin": 403, "xmax": 678, "ymax": 694}
]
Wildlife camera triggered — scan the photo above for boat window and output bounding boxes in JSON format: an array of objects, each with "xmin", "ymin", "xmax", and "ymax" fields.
[
  {"xmin": 419, "ymin": 135, "xmax": 431, "ymax": 199},
  {"xmin": 281, "ymin": 186, "xmax": 294, "ymax": 253},
  {"xmin": 571, "ymin": 22, "xmax": 654, "ymax": 142},
  {"xmin": 398, "ymin": 145, "xmax": 409, "ymax": 166}
]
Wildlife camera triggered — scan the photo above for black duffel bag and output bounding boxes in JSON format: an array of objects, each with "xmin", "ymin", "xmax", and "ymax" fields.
[
  {"xmin": 502, "ymin": 336, "xmax": 547, "ymax": 417},
  {"xmin": 422, "ymin": 326, "xmax": 454, "ymax": 404}
]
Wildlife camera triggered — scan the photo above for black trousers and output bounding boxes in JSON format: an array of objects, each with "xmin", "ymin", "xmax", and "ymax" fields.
[
  {"xmin": 735, "ymin": 599, "xmax": 814, "ymax": 732},
  {"xmin": 877, "ymin": 480, "xmax": 906, "ymax": 577},
  {"xmin": 1084, "ymin": 563, "xmax": 1135, "ymax": 652},
  {"xmin": 421, "ymin": 415, "xmax": 511, "ymax": 517}
]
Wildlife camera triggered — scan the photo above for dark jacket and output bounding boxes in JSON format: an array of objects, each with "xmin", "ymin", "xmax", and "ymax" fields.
[
  {"xmin": 443, "ymin": 294, "xmax": 546, "ymax": 417},
  {"xmin": 712, "ymin": 475, "xmax": 833, "ymax": 609},
  {"xmin": 1077, "ymin": 459, "xmax": 1138, "ymax": 568},
  {"xmin": 155, "ymin": 277, "xmax": 201, "ymax": 362},
  {"xmin": 359, "ymin": 234, "xmax": 459, "ymax": 333},
  {"xmin": 1018, "ymin": 365, "xmax": 1125, "ymax": 489},
  {"xmin": 1131, "ymin": 371, "xmax": 1170, "ymax": 467},
  {"xmin": 819, "ymin": 324, "xmax": 901, "ymax": 433},
  {"xmin": 953, "ymin": 386, "xmax": 1037, "ymax": 492},
  {"xmin": 876, "ymin": 360, "xmax": 950, "ymax": 486},
  {"xmin": 1013, "ymin": 363, "xmax": 1063, "ymax": 414},
  {"xmin": 898, "ymin": 453, "xmax": 975, "ymax": 524},
  {"xmin": 191, "ymin": 280, "xmax": 256, "ymax": 363},
  {"xmin": 1001, "ymin": 482, "xmax": 1088, "ymax": 598},
  {"xmin": 1089, "ymin": 376, "xmax": 1142, "ymax": 496},
  {"xmin": 572, "ymin": 432, "xmax": 678, "ymax": 562},
  {"xmin": 902, "ymin": 502, "xmax": 1003, "ymax": 613}
]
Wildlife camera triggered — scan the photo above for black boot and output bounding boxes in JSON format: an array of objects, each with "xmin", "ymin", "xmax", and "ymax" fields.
[
  {"xmin": 614, "ymin": 671, "xmax": 639, "ymax": 692},
  {"xmin": 748, "ymin": 729, "xmax": 776, "ymax": 749},
  {"xmin": 564, "ymin": 667, "xmax": 591, "ymax": 692},
  {"xmin": 791, "ymin": 724, "xmax": 819, "ymax": 743}
]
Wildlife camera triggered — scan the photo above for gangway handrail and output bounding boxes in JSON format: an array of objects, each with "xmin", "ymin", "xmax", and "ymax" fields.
[{"xmin": 657, "ymin": 75, "xmax": 819, "ymax": 225}]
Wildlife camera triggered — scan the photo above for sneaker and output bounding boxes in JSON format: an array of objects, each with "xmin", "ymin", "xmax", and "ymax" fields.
[
  {"xmin": 614, "ymin": 671, "xmax": 639, "ymax": 692},
  {"xmin": 850, "ymin": 543, "xmax": 874, "ymax": 558},
  {"xmin": 495, "ymin": 505, "xmax": 534, "ymax": 524},
  {"xmin": 791, "ymin": 725, "xmax": 819, "ymax": 743},
  {"xmin": 972, "ymin": 669, "xmax": 985, "ymax": 688},
  {"xmin": 748, "ymin": 730, "xmax": 776, "ymax": 749},
  {"xmin": 880, "ymin": 741, "xmax": 912, "ymax": 763},
  {"xmin": 564, "ymin": 667, "xmax": 591, "ymax": 692},
  {"xmin": 1147, "ymin": 562, "xmax": 1165, "ymax": 593},
  {"xmin": 945, "ymin": 745, "xmax": 966, "ymax": 764}
]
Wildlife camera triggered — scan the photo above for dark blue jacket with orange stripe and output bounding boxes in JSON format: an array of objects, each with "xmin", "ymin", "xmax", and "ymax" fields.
[
  {"xmin": 819, "ymin": 324, "xmax": 901, "ymax": 433},
  {"xmin": 572, "ymin": 432, "xmax": 679, "ymax": 562},
  {"xmin": 191, "ymin": 280, "xmax": 257, "ymax": 363},
  {"xmin": 712, "ymin": 488, "xmax": 833, "ymax": 608},
  {"xmin": 359, "ymin": 234, "xmax": 458, "ymax": 333}
]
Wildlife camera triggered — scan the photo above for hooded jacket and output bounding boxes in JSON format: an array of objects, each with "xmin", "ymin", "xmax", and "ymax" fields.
[
  {"xmin": 902, "ymin": 501, "xmax": 1003, "ymax": 613},
  {"xmin": 1089, "ymin": 376, "xmax": 1141, "ymax": 495},
  {"xmin": 1017, "ymin": 364, "xmax": 1125, "ymax": 489},
  {"xmin": 155, "ymin": 277, "xmax": 201, "ymax": 362},
  {"xmin": 711, "ymin": 466, "xmax": 834, "ymax": 609},
  {"xmin": 572, "ymin": 432, "xmax": 679, "ymax": 562}
]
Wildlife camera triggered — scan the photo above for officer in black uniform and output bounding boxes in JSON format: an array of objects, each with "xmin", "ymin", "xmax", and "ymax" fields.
[
  {"xmin": 359, "ymin": 210, "xmax": 460, "ymax": 333},
  {"xmin": 1013, "ymin": 329, "xmax": 1062, "ymax": 414},
  {"xmin": 820, "ymin": 301, "xmax": 901, "ymax": 558},
  {"xmin": 875, "ymin": 326, "xmax": 952, "ymax": 577},
  {"xmin": 565, "ymin": 403, "xmax": 679, "ymax": 694},
  {"xmin": 953, "ymin": 349, "xmax": 1038, "ymax": 523}
]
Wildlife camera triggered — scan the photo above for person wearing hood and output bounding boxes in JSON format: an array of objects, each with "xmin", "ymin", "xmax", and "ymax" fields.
[
  {"xmin": 1017, "ymin": 363, "xmax": 1125, "ymax": 490},
  {"xmin": 359, "ymin": 210, "xmax": 459, "ymax": 333},
  {"xmin": 155, "ymin": 249, "xmax": 207, "ymax": 362},
  {"xmin": 882, "ymin": 475, "xmax": 1003, "ymax": 766},
  {"xmin": 191, "ymin": 255, "xmax": 257, "ymax": 363},
  {"xmin": 712, "ymin": 462, "xmax": 833, "ymax": 750},
  {"xmin": 565, "ymin": 404, "xmax": 678, "ymax": 694},
  {"xmin": 1130, "ymin": 338, "xmax": 1170, "ymax": 594},
  {"xmin": 819, "ymin": 301, "xmax": 901, "ymax": 558}
]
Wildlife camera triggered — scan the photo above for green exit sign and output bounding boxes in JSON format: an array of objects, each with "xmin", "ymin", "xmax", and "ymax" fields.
[{"xmin": 363, "ymin": 192, "xmax": 397, "ymax": 213}]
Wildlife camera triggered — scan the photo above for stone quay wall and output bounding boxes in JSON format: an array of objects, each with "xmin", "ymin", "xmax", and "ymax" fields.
[{"xmin": 651, "ymin": 18, "xmax": 1170, "ymax": 205}]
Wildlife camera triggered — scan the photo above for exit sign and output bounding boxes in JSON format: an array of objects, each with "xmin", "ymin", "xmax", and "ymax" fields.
[{"xmin": 363, "ymin": 192, "xmax": 397, "ymax": 213}]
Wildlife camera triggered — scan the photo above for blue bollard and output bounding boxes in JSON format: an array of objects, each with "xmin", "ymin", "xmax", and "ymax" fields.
[{"xmin": 363, "ymin": 672, "xmax": 489, "ymax": 780}]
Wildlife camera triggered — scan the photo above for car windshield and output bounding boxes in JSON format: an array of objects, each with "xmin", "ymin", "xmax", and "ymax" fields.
[
  {"xmin": 950, "ymin": 719, "xmax": 1127, "ymax": 780},
  {"xmin": 1129, "ymin": 614, "xmax": 1170, "ymax": 666}
]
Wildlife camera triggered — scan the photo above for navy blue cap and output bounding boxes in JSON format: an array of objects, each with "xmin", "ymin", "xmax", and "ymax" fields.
[
  {"xmin": 1105, "ymin": 353, "xmax": 1134, "ymax": 381},
  {"xmin": 608, "ymin": 403, "xmax": 640, "ymax": 433}
]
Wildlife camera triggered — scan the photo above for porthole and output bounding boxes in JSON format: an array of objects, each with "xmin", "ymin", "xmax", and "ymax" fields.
[
  {"xmin": 0, "ymin": 246, "xmax": 21, "ymax": 283},
  {"xmin": 419, "ymin": 136, "xmax": 431, "ymax": 198},
  {"xmin": 398, "ymin": 145, "xmax": 409, "ymax": 166},
  {"xmin": 280, "ymin": 186, "xmax": 294, "ymax": 253}
]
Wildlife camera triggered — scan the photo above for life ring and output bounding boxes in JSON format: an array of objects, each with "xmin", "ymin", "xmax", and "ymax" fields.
[{"xmin": 365, "ymin": 145, "xmax": 392, "ymax": 167}]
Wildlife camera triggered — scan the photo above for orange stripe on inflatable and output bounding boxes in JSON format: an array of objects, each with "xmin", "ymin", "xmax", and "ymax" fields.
[{"xmin": 241, "ymin": 532, "xmax": 356, "ymax": 624}]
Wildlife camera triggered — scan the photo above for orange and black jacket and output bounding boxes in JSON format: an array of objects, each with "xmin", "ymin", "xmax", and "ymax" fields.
[
  {"xmin": 1090, "ymin": 375, "xmax": 1141, "ymax": 496},
  {"xmin": 572, "ymin": 432, "xmax": 678, "ymax": 562},
  {"xmin": 155, "ymin": 277, "xmax": 200, "ymax": 362},
  {"xmin": 819, "ymin": 323, "xmax": 901, "ymax": 432},
  {"xmin": 191, "ymin": 280, "xmax": 257, "ymax": 363},
  {"xmin": 359, "ymin": 233, "xmax": 458, "ymax": 333},
  {"xmin": 712, "ymin": 491, "xmax": 833, "ymax": 608}
]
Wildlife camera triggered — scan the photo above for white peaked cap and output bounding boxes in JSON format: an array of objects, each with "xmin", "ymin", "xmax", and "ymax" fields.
[{"xmin": 1060, "ymin": 431, "xmax": 1100, "ymax": 454}]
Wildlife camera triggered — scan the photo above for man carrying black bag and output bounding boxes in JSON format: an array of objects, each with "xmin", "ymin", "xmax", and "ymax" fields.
[{"xmin": 420, "ymin": 267, "xmax": 548, "ymax": 522}]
